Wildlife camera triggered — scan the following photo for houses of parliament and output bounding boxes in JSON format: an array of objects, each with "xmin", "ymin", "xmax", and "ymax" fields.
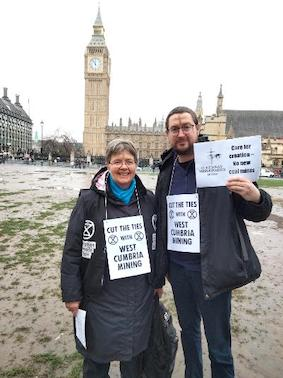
[{"xmin": 83, "ymin": 8, "xmax": 283, "ymax": 168}]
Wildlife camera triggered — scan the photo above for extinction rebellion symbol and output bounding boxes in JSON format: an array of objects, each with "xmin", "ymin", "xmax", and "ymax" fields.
[
  {"xmin": 187, "ymin": 209, "xmax": 197, "ymax": 219},
  {"xmin": 83, "ymin": 220, "xmax": 95, "ymax": 240},
  {"xmin": 134, "ymin": 231, "xmax": 144, "ymax": 241},
  {"xmin": 108, "ymin": 235, "xmax": 118, "ymax": 245}
]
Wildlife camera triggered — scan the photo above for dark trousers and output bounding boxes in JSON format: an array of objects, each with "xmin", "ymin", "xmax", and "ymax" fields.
[
  {"xmin": 83, "ymin": 353, "xmax": 143, "ymax": 378},
  {"xmin": 169, "ymin": 262, "xmax": 235, "ymax": 378}
]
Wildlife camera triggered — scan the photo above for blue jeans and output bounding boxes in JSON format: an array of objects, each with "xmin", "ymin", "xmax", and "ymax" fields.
[
  {"xmin": 169, "ymin": 262, "xmax": 234, "ymax": 378},
  {"xmin": 83, "ymin": 353, "xmax": 143, "ymax": 378}
]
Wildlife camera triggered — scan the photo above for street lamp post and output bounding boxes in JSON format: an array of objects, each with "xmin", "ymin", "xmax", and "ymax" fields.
[{"xmin": 40, "ymin": 120, "xmax": 44, "ymax": 157}]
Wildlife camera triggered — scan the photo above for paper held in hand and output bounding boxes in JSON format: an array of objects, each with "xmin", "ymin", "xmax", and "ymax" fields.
[
  {"xmin": 194, "ymin": 135, "xmax": 261, "ymax": 188},
  {"xmin": 75, "ymin": 309, "xmax": 86, "ymax": 348}
]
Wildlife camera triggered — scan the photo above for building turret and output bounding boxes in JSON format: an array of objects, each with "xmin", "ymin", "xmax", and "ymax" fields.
[
  {"xmin": 216, "ymin": 84, "xmax": 224, "ymax": 116},
  {"xmin": 195, "ymin": 92, "xmax": 203, "ymax": 124}
]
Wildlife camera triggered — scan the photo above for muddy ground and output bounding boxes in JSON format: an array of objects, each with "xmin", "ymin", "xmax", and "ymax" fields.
[{"xmin": 0, "ymin": 163, "xmax": 282, "ymax": 377}]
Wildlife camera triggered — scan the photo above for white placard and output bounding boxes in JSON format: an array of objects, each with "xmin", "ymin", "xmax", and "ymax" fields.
[
  {"xmin": 75, "ymin": 309, "xmax": 86, "ymax": 348},
  {"xmin": 194, "ymin": 135, "xmax": 261, "ymax": 188},
  {"xmin": 103, "ymin": 215, "xmax": 151, "ymax": 280},
  {"xmin": 167, "ymin": 194, "xmax": 200, "ymax": 253}
]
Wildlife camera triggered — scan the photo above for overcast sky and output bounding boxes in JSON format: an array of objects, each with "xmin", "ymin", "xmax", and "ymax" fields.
[{"xmin": 1, "ymin": 0, "xmax": 282, "ymax": 142}]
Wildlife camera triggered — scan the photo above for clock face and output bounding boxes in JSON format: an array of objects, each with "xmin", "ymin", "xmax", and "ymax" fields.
[{"xmin": 89, "ymin": 57, "xmax": 102, "ymax": 71}]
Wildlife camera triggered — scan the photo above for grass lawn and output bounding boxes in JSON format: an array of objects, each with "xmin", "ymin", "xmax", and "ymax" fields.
[{"xmin": 257, "ymin": 178, "xmax": 283, "ymax": 187}]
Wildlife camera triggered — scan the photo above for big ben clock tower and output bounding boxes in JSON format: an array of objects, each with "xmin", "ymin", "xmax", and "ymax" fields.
[{"xmin": 83, "ymin": 6, "xmax": 110, "ymax": 157}]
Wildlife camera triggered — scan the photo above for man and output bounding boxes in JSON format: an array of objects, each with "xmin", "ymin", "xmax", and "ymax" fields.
[{"xmin": 154, "ymin": 106, "xmax": 272, "ymax": 378}]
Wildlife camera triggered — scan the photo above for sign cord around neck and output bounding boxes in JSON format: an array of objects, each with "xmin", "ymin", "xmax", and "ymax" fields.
[{"xmin": 168, "ymin": 156, "xmax": 178, "ymax": 196}]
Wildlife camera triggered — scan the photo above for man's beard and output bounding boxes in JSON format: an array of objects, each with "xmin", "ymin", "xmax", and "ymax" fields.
[{"xmin": 174, "ymin": 144, "xmax": 194, "ymax": 156}]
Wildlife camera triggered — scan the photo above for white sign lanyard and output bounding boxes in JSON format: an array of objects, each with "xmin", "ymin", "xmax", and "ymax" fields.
[
  {"xmin": 166, "ymin": 157, "xmax": 200, "ymax": 253},
  {"xmin": 103, "ymin": 174, "xmax": 151, "ymax": 280}
]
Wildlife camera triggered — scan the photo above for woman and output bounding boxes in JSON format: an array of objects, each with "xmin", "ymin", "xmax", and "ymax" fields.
[{"xmin": 61, "ymin": 139, "xmax": 158, "ymax": 378}]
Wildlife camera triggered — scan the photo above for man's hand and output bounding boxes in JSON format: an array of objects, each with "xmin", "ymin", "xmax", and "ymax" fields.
[
  {"xmin": 226, "ymin": 177, "xmax": 261, "ymax": 203},
  {"xmin": 65, "ymin": 301, "xmax": 80, "ymax": 317}
]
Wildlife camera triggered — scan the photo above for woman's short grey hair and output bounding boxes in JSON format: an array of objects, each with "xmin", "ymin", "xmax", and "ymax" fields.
[{"xmin": 105, "ymin": 139, "xmax": 138, "ymax": 164}]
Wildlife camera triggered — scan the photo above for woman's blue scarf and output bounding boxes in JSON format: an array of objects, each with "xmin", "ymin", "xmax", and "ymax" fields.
[{"xmin": 109, "ymin": 173, "xmax": 136, "ymax": 205}]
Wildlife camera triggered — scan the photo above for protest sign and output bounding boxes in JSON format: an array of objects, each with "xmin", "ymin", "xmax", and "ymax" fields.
[
  {"xmin": 103, "ymin": 215, "xmax": 151, "ymax": 280},
  {"xmin": 167, "ymin": 193, "xmax": 200, "ymax": 253},
  {"xmin": 194, "ymin": 135, "xmax": 261, "ymax": 187}
]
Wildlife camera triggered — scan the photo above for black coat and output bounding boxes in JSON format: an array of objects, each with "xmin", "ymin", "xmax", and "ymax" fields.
[
  {"xmin": 61, "ymin": 168, "xmax": 157, "ymax": 303},
  {"xmin": 154, "ymin": 148, "xmax": 273, "ymax": 299},
  {"xmin": 61, "ymin": 168, "xmax": 157, "ymax": 362}
]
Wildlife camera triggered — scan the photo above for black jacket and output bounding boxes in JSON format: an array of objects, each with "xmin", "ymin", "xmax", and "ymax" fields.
[
  {"xmin": 61, "ymin": 167, "xmax": 157, "ymax": 303},
  {"xmin": 155, "ymin": 148, "xmax": 273, "ymax": 299}
]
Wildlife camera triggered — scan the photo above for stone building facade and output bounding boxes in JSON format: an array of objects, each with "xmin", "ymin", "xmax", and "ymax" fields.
[
  {"xmin": 202, "ymin": 86, "xmax": 283, "ymax": 169},
  {"xmin": 262, "ymin": 137, "xmax": 283, "ymax": 169},
  {"xmin": 0, "ymin": 88, "xmax": 32, "ymax": 154},
  {"xmin": 202, "ymin": 86, "xmax": 231, "ymax": 140},
  {"xmin": 83, "ymin": 9, "xmax": 283, "ymax": 168},
  {"xmin": 105, "ymin": 120, "xmax": 168, "ymax": 165}
]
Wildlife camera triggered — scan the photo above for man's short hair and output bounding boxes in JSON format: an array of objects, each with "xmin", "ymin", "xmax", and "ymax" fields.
[
  {"xmin": 105, "ymin": 139, "xmax": 137, "ymax": 164},
  {"xmin": 165, "ymin": 106, "xmax": 199, "ymax": 131}
]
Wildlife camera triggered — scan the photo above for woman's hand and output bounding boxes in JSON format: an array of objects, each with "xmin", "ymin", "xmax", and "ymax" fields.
[
  {"xmin": 226, "ymin": 177, "xmax": 261, "ymax": 203},
  {"xmin": 65, "ymin": 301, "xmax": 80, "ymax": 316}
]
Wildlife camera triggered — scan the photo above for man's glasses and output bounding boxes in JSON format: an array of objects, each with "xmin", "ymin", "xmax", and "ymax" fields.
[
  {"xmin": 110, "ymin": 160, "xmax": 136, "ymax": 168},
  {"xmin": 168, "ymin": 124, "xmax": 195, "ymax": 135}
]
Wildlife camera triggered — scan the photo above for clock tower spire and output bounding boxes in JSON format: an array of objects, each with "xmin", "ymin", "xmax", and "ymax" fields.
[{"xmin": 83, "ymin": 5, "xmax": 111, "ymax": 158}]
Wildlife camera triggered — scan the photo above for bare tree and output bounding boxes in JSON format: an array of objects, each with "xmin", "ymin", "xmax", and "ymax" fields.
[{"xmin": 42, "ymin": 133, "xmax": 83, "ymax": 160}]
